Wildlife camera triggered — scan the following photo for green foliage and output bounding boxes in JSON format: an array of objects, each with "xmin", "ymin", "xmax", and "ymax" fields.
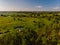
[{"xmin": 0, "ymin": 12, "xmax": 60, "ymax": 45}]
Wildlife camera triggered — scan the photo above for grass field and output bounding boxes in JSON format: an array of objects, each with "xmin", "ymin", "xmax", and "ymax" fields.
[{"xmin": 0, "ymin": 12, "xmax": 60, "ymax": 45}]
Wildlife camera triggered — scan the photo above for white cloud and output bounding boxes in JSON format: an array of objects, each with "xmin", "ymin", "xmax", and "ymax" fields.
[
  {"xmin": 35, "ymin": 5, "xmax": 43, "ymax": 8},
  {"xmin": 34, "ymin": 5, "xmax": 44, "ymax": 11},
  {"xmin": 53, "ymin": 7, "xmax": 60, "ymax": 10}
]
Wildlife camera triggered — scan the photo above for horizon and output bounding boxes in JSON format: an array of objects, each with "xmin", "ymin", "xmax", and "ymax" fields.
[{"xmin": 0, "ymin": 0, "xmax": 60, "ymax": 11}]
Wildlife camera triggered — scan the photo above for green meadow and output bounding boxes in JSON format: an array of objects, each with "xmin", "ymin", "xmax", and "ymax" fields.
[{"xmin": 0, "ymin": 12, "xmax": 60, "ymax": 45}]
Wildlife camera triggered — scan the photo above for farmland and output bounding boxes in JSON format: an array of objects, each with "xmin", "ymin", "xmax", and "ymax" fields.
[{"xmin": 0, "ymin": 11, "xmax": 60, "ymax": 45}]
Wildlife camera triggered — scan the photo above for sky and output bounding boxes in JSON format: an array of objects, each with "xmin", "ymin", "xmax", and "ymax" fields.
[{"xmin": 0, "ymin": 0, "xmax": 60, "ymax": 11}]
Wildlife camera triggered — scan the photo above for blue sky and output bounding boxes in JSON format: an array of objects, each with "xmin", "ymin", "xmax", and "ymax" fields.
[{"xmin": 0, "ymin": 0, "xmax": 60, "ymax": 11}]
